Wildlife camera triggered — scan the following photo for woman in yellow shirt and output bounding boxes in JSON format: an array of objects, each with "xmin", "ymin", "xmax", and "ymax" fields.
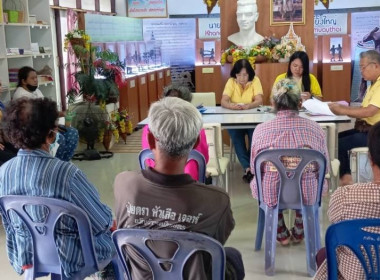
[
  {"xmin": 221, "ymin": 58, "xmax": 263, "ymax": 183},
  {"xmin": 273, "ymin": 51, "xmax": 322, "ymax": 101}
]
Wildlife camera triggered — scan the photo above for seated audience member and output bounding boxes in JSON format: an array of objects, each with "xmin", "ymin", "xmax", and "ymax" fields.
[
  {"xmin": 114, "ymin": 97, "xmax": 244, "ymax": 280},
  {"xmin": 250, "ymin": 79, "xmax": 329, "ymax": 245},
  {"xmin": 141, "ymin": 85, "xmax": 209, "ymax": 181},
  {"xmin": 329, "ymin": 50, "xmax": 380, "ymax": 186},
  {"xmin": 273, "ymin": 51, "xmax": 323, "ymax": 102},
  {"xmin": 314, "ymin": 121, "xmax": 380, "ymax": 280},
  {"xmin": 13, "ymin": 66, "xmax": 78, "ymax": 161},
  {"xmin": 221, "ymin": 58, "xmax": 263, "ymax": 183},
  {"xmin": 0, "ymin": 98, "xmax": 115, "ymax": 278}
]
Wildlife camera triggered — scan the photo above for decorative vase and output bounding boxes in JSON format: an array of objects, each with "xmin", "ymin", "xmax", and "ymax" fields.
[
  {"xmin": 103, "ymin": 130, "xmax": 113, "ymax": 151},
  {"xmin": 255, "ymin": 55, "xmax": 268, "ymax": 63},
  {"xmin": 278, "ymin": 57, "xmax": 290, "ymax": 63},
  {"xmin": 227, "ymin": 55, "xmax": 233, "ymax": 63}
]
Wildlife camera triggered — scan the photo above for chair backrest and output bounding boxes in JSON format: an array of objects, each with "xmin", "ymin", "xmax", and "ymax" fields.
[
  {"xmin": 254, "ymin": 149, "xmax": 326, "ymax": 209},
  {"xmin": 0, "ymin": 195, "xmax": 100, "ymax": 278},
  {"xmin": 112, "ymin": 229, "xmax": 225, "ymax": 280},
  {"xmin": 326, "ymin": 219, "xmax": 380, "ymax": 280},
  {"xmin": 138, "ymin": 149, "xmax": 206, "ymax": 183},
  {"xmin": 203, "ymin": 123, "xmax": 223, "ymax": 159},
  {"xmin": 191, "ymin": 92, "xmax": 216, "ymax": 107}
]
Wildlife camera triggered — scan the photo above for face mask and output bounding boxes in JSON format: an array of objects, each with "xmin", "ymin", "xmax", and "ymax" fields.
[
  {"xmin": 49, "ymin": 132, "xmax": 60, "ymax": 157},
  {"xmin": 26, "ymin": 84, "xmax": 38, "ymax": 92}
]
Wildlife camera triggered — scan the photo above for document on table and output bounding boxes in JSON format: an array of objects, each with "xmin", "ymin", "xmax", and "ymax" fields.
[{"xmin": 302, "ymin": 98, "xmax": 335, "ymax": 116}]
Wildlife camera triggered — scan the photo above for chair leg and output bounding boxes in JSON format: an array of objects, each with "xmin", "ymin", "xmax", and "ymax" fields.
[
  {"xmin": 255, "ymin": 208, "xmax": 265, "ymax": 251},
  {"xmin": 225, "ymin": 169, "xmax": 229, "ymax": 194},
  {"xmin": 265, "ymin": 208, "xmax": 278, "ymax": 276},
  {"xmin": 229, "ymin": 141, "xmax": 235, "ymax": 171},
  {"xmin": 302, "ymin": 207, "xmax": 320, "ymax": 277}
]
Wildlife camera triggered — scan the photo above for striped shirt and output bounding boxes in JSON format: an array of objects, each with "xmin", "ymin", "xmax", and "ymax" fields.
[
  {"xmin": 0, "ymin": 149, "xmax": 115, "ymax": 277},
  {"xmin": 250, "ymin": 110, "xmax": 329, "ymax": 207},
  {"xmin": 315, "ymin": 182, "xmax": 380, "ymax": 280}
]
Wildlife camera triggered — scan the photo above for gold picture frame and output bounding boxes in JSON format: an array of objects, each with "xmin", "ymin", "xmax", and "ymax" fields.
[{"xmin": 270, "ymin": 0, "xmax": 305, "ymax": 26}]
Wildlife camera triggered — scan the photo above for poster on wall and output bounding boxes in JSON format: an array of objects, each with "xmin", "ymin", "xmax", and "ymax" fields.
[
  {"xmin": 127, "ymin": 0, "xmax": 168, "ymax": 18},
  {"xmin": 198, "ymin": 18, "xmax": 220, "ymax": 39},
  {"xmin": 351, "ymin": 11, "xmax": 380, "ymax": 102},
  {"xmin": 143, "ymin": 18, "xmax": 196, "ymax": 90},
  {"xmin": 329, "ymin": 37, "xmax": 343, "ymax": 62},
  {"xmin": 314, "ymin": 13, "xmax": 347, "ymax": 35}
]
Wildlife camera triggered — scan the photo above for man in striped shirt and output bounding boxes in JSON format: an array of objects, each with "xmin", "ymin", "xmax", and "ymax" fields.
[
  {"xmin": 250, "ymin": 79, "xmax": 329, "ymax": 245},
  {"xmin": 0, "ymin": 98, "xmax": 115, "ymax": 278}
]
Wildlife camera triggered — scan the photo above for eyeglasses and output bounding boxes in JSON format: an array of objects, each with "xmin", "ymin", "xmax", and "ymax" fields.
[{"xmin": 360, "ymin": 62, "xmax": 375, "ymax": 71}]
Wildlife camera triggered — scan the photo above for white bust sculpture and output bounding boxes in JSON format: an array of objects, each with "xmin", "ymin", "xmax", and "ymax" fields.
[{"xmin": 227, "ymin": 0, "xmax": 264, "ymax": 48}]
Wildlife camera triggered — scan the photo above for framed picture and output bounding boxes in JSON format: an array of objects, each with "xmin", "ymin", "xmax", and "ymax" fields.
[
  {"xmin": 270, "ymin": 0, "xmax": 305, "ymax": 26},
  {"xmin": 127, "ymin": 0, "xmax": 168, "ymax": 18}
]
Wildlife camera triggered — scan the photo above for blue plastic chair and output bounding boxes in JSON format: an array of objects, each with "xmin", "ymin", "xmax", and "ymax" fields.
[
  {"xmin": 253, "ymin": 149, "xmax": 326, "ymax": 276},
  {"xmin": 112, "ymin": 228, "xmax": 226, "ymax": 280},
  {"xmin": 0, "ymin": 195, "xmax": 120, "ymax": 280},
  {"xmin": 326, "ymin": 218, "xmax": 380, "ymax": 280},
  {"xmin": 138, "ymin": 148, "xmax": 207, "ymax": 183}
]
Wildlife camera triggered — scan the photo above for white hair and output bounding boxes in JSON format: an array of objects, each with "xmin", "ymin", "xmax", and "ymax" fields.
[{"xmin": 148, "ymin": 97, "xmax": 203, "ymax": 158}]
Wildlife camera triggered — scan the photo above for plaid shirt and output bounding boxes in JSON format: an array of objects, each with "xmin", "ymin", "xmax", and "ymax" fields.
[
  {"xmin": 250, "ymin": 110, "xmax": 329, "ymax": 207},
  {"xmin": 314, "ymin": 182, "xmax": 380, "ymax": 280}
]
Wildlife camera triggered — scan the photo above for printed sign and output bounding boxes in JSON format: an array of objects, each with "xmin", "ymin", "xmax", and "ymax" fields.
[
  {"xmin": 198, "ymin": 18, "xmax": 220, "ymax": 39},
  {"xmin": 127, "ymin": 0, "xmax": 167, "ymax": 18},
  {"xmin": 314, "ymin": 13, "xmax": 348, "ymax": 35}
]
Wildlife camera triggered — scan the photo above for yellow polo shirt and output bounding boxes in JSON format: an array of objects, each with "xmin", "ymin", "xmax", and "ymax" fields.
[
  {"xmin": 273, "ymin": 73, "xmax": 323, "ymax": 99},
  {"xmin": 223, "ymin": 77, "xmax": 263, "ymax": 104},
  {"xmin": 362, "ymin": 76, "xmax": 380, "ymax": 125}
]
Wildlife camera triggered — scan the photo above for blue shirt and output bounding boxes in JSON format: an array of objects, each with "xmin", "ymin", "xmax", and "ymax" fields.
[{"xmin": 0, "ymin": 149, "xmax": 115, "ymax": 277}]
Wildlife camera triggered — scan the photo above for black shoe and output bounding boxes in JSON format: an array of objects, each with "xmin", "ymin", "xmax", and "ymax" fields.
[
  {"xmin": 205, "ymin": 176, "xmax": 213, "ymax": 185},
  {"xmin": 242, "ymin": 171, "xmax": 254, "ymax": 183}
]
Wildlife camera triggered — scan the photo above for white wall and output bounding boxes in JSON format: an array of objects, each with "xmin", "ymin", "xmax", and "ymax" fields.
[
  {"xmin": 315, "ymin": 0, "xmax": 380, "ymax": 10},
  {"xmin": 115, "ymin": 0, "xmax": 127, "ymax": 17}
]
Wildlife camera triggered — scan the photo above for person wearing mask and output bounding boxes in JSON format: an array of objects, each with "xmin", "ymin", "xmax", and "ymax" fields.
[
  {"xmin": 13, "ymin": 66, "xmax": 78, "ymax": 161},
  {"xmin": 0, "ymin": 98, "xmax": 115, "ymax": 278},
  {"xmin": 250, "ymin": 79, "xmax": 329, "ymax": 245},
  {"xmin": 221, "ymin": 58, "xmax": 263, "ymax": 183}
]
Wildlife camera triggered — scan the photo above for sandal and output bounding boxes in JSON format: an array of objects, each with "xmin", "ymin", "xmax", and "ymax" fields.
[{"xmin": 242, "ymin": 170, "xmax": 254, "ymax": 183}]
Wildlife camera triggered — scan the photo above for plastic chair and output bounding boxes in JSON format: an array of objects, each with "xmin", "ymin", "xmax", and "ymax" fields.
[
  {"xmin": 253, "ymin": 149, "xmax": 326, "ymax": 276},
  {"xmin": 203, "ymin": 123, "xmax": 230, "ymax": 193},
  {"xmin": 0, "ymin": 195, "xmax": 119, "ymax": 280},
  {"xmin": 190, "ymin": 92, "xmax": 216, "ymax": 107},
  {"xmin": 350, "ymin": 147, "xmax": 373, "ymax": 183},
  {"xmin": 326, "ymin": 218, "xmax": 380, "ymax": 280},
  {"xmin": 138, "ymin": 149, "xmax": 207, "ymax": 183},
  {"xmin": 112, "ymin": 228, "xmax": 225, "ymax": 280}
]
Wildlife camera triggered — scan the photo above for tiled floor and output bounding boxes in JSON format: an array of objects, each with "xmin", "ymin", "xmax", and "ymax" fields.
[{"xmin": 0, "ymin": 151, "xmax": 333, "ymax": 279}]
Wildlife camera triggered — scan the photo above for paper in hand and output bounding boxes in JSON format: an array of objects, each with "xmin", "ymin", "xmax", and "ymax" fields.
[{"xmin": 302, "ymin": 99, "xmax": 335, "ymax": 116}]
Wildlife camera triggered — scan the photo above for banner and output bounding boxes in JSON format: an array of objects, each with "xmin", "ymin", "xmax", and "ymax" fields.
[
  {"xmin": 127, "ymin": 0, "xmax": 167, "ymax": 18},
  {"xmin": 350, "ymin": 11, "xmax": 380, "ymax": 102},
  {"xmin": 198, "ymin": 18, "xmax": 220, "ymax": 39},
  {"xmin": 314, "ymin": 13, "xmax": 347, "ymax": 35}
]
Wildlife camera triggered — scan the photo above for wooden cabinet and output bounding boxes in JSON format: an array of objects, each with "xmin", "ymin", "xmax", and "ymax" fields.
[
  {"xmin": 195, "ymin": 65, "xmax": 223, "ymax": 105},
  {"xmin": 147, "ymin": 71, "xmax": 157, "ymax": 106},
  {"xmin": 137, "ymin": 73, "xmax": 149, "ymax": 121},
  {"xmin": 155, "ymin": 69, "xmax": 165, "ymax": 100},
  {"xmin": 120, "ymin": 76, "xmax": 139, "ymax": 129},
  {"xmin": 163, "ymin": 67, "xmax": 171, "ymax": 87}
]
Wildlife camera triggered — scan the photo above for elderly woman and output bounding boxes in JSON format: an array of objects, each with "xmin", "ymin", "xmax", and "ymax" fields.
[
  {"xmin": 273, "ymin": 51, "xmax": 323, "ymax": 102},
  {"xmin": 141, "ymin": 85, "xmax": 209, "ymax": 181},
  {"xmin": 221, "ymin": 58, "xmax": 263, "ymax": 183},
  {"xmin": 13, "ymin": 66, "xmax": 78, "ymax": 161},
  {"xmin": 250, "ymin": 79, "xmax": 329, "ymax": 245},
  {"xmin": 0, "ymin": 98, "xmax": 115, "ymax": 278}
]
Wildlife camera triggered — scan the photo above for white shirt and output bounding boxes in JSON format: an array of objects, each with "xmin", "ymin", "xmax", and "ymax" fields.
[{"xmin": 13, "ymin": 87, "xmax": 44, "ymax": 100}]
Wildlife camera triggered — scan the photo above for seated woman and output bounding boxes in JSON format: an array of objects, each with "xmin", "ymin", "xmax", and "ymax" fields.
[
  {"xmin": 250, "ymin": 79, "xmax": 329, "ymax": 245},
  {"xmin": 221, "ymin": 58, "xmax": 263, "ymax": 183},
  {"xmin": 0, "ymin": 98, "xmax": 115, "ymax": 278},
  {"xmin": 314, "ymin": 122, "xmax": 380, "ymax": 280},
  {"xmin": 141, "ymin": 85, "xmax": 209, "ymax": 181},
  {"xmin": 13, "ymin": 66, "xmax": 78, "ymax": 161},
  {"xmin": 273, "ymin": 51, "xmax": 323, "ymax": 101}
]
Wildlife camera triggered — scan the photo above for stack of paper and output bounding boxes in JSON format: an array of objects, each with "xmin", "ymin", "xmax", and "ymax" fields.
[{"xmin": 302, "ymin": 99, "xmax": 335, "ymax": 116}]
